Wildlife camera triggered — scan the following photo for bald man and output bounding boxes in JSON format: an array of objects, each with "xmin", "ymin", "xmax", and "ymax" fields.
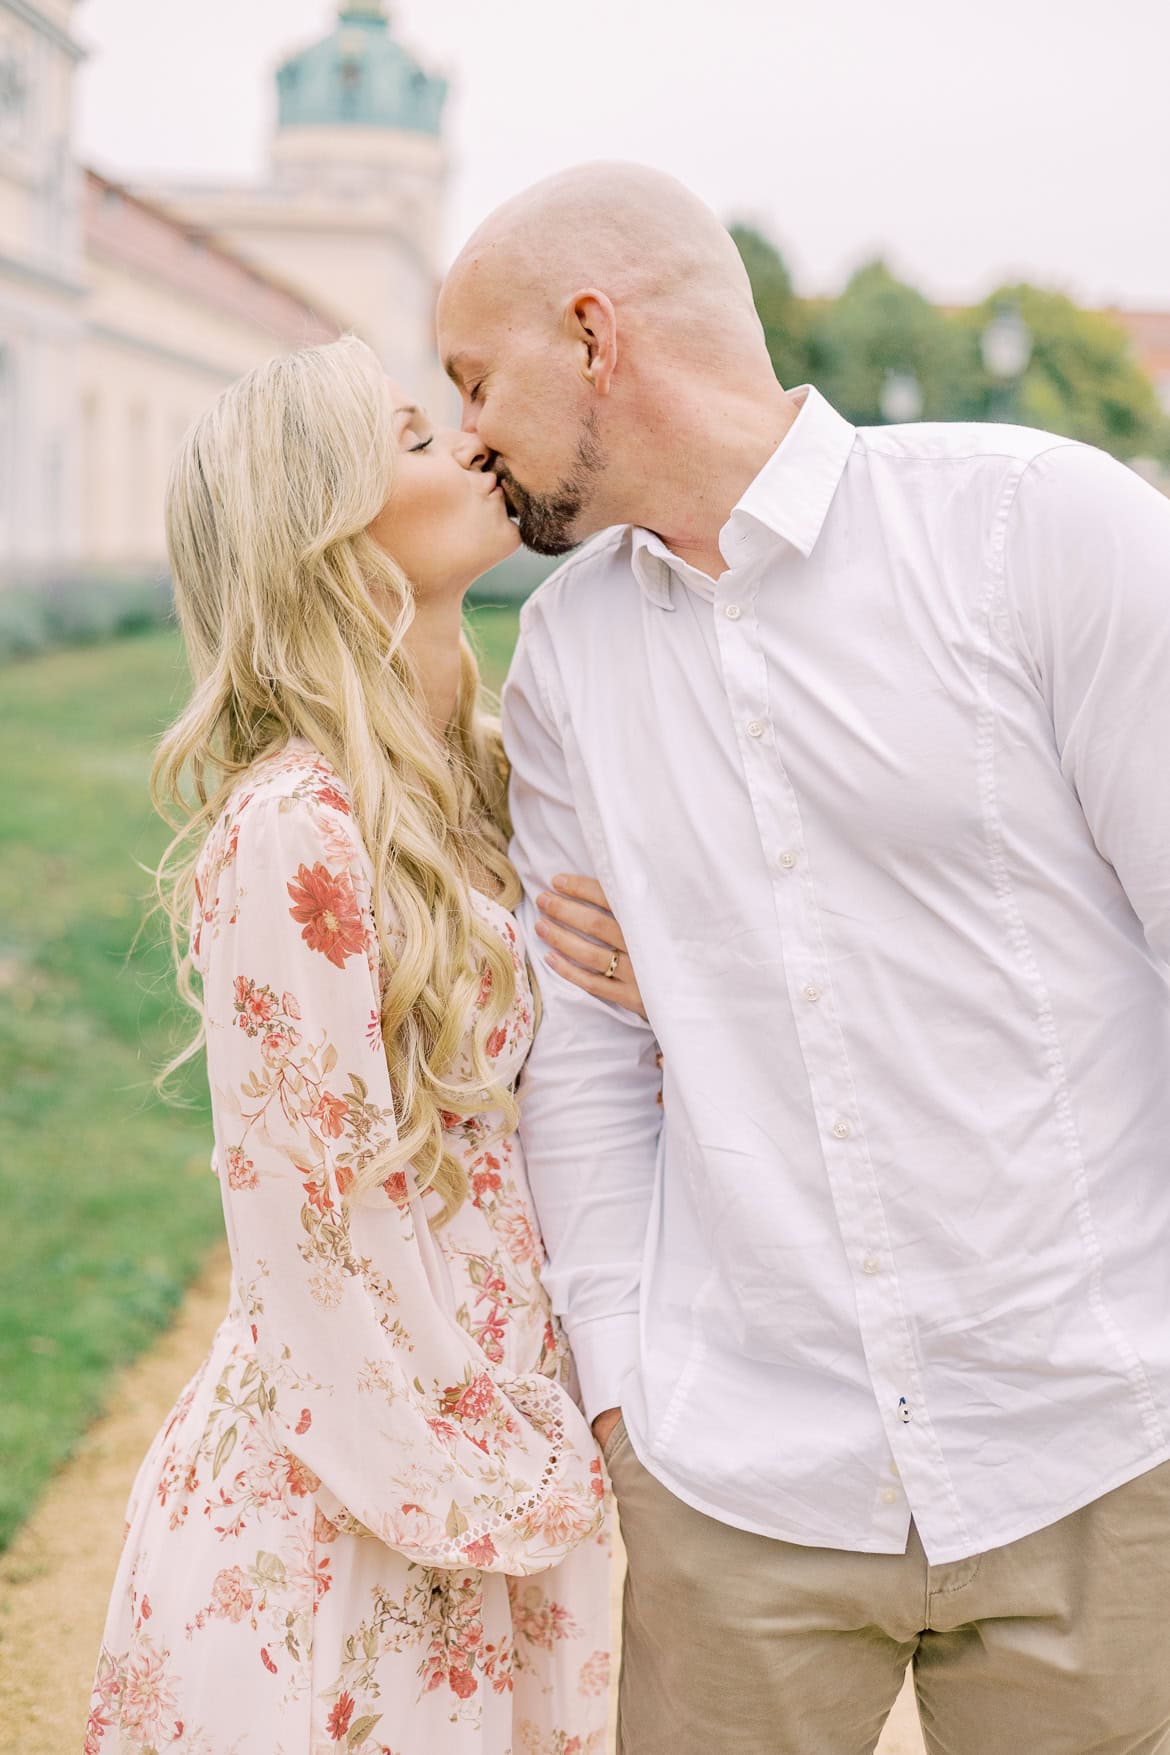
[{"xmin": 437, "ymin": 164, "xmax": 1170, "ymax": 1755}]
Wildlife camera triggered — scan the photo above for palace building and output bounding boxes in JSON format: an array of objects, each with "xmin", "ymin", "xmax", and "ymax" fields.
[
  {"xmin": 0, "ymin": 0, "xmax": 447, "ymax": 585},
  {"xmin": 0, "ymin": 1, "xmax": 1165, "ymax": 589},
  {"xmin": 147, "ymin": 1, "xmax": 449, "ymax": 415}
]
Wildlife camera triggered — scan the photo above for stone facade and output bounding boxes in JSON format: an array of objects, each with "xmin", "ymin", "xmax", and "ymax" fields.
[
  {"xmin": 0, "ymin": 0, "xmax": 440, "ymax": 585},
  {"xmin": 80, "ymin": 170, "xmax": 340, "ymax": 569},
  {"xmin": 147, "ymin": 2, "xmax": 450, "ymax": 418},
  {"xmin": 0, "ymin": 0, "xmax": 84, "ymax": 576}
]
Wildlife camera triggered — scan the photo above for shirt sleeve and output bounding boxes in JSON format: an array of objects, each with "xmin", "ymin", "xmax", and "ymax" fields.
[
  {"xmin": 502, "ymin": 609, "xmax": 663, "ymax": 1422},
  {"xmin": 200, "ymin": 785, "xmax": 605, "ymax": 1575},
  {"xmin": 1003, "ymin": 442, "xmax": 1170, "ymax": 964}
]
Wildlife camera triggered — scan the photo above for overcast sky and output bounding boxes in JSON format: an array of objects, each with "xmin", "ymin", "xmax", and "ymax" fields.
[{"xmin": 74, "ymin": 0, "xmax": 1170, "ymax": 310}]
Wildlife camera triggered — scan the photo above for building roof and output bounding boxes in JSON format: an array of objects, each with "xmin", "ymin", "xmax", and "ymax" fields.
[
  {"xmin": 83, "ymin": 168, "xmax": 345, "ymax": 346},
  {"xmin": 1108, "ymin": 308, "xmax": 1170, "ymax": 383},
  {"xmin": 275, "ymin": 2, "xmax": 446, "ymax": 136}
]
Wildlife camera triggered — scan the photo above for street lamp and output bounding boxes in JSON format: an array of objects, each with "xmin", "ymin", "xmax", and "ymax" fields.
[
  {"xmin": 879, "ymin": 368, "xmax": 924, "ymax": 424},
  {"xmin": 981, "ymin": 302, "xmax": 1032, "ymax": 421}
]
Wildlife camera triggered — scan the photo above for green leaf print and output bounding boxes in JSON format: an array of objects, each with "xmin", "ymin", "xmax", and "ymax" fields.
[
  {"xmin": 347, "ymin": 1714, "xmax": 382, "ymax": 1748},
  {"xmin": 212, "ymin": 1423, "xmax": 238, "ymax": 1478},
  {"xmin": 445, "ymin": 1500, "xmax": 469, "ymax": 1538}
]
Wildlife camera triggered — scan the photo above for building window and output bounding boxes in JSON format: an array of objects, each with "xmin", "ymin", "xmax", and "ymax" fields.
[{"xmin": 0, "ymin": 35, "xmax": 30, "ymax": 152}]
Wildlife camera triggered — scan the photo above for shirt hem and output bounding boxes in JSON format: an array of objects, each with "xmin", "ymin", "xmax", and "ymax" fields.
[{"xmin": 622, "ymin": 1418, "xmax": 1170, "ymax": 1565}]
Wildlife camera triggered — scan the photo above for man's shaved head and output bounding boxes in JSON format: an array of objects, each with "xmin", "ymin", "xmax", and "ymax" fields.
[
  {"xmin": 443, "ymin": 161, "xmax": 761, "ymax": 354},
  {"xmin": 436, "ymin": 162, "xmax": 783, "ymax": 556}
]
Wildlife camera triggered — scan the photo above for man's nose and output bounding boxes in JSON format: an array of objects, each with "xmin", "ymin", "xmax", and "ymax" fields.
[{"xmin": 456, "ymin": 432, "xmax": 490, "ymax": 471}]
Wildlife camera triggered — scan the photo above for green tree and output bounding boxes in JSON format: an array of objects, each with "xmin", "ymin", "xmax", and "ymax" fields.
[
  {"xmin": 729, "ymin": 223, "xmax": 813, "ymax": 388},
  {"xmin": 808, "ymin": 260, "xmax": 977, "ymax": 426},
  {"xmin": 953, "ymin": 285, "xmax": 1170, "ymax": 462}
]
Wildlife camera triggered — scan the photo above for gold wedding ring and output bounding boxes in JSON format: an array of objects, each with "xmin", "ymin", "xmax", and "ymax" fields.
[{"xmin": 604, "ymin": 950, "xmax": 620, "ymax": 980}]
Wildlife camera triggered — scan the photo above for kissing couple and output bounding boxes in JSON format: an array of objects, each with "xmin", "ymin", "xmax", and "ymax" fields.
[{"xmin": 89, "ymin": 163, "xmax": 1170, "ymax": 1755}]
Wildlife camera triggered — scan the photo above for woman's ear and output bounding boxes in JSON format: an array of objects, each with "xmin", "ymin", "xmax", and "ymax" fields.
[{"xmin": 565, "ymin": 289, "xmax": 618, "ymax": 395}]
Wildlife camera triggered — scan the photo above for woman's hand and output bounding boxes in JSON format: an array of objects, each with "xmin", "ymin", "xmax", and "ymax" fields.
[{"xmin": 534, "ymin": 874, "xmax": 647, "ymax": 1021}]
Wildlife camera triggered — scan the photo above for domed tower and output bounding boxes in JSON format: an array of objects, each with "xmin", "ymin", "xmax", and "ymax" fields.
[{"xmin": 153, "ymin": 2, "xmax": 450, "ymax": 402}]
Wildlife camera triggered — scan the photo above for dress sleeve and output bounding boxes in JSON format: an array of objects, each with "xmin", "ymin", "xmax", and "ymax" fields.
[{"xmin": 199, "ymin": 785, "xmax": 605, "ymax": 1575}]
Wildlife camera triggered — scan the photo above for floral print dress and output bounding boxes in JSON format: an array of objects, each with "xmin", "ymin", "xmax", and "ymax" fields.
[{"xmin": 87, "ymin": 740, "xmax": 611, "ymax": 1755}]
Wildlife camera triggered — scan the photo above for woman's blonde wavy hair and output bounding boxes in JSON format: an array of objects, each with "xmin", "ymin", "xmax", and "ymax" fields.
[{"xmin": 153, "ymin": 334, "xmax": 524, "ymax": 1224}]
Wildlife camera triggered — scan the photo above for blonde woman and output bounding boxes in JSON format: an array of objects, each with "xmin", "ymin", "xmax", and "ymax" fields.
[{"xmin": 86, "ymin": 336, "xmax": 645, "ymax": 1755}]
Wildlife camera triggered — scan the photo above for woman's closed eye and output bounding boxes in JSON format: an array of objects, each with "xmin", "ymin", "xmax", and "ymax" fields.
[{"xmin": 408, "ymin": 435, "xmax": 433, "ymax": 454}]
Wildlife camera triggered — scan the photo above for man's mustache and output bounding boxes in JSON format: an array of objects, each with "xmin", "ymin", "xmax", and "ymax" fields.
[{"xmin": 491, "ymin": 465, "xmax": 524, "ymax": 519}]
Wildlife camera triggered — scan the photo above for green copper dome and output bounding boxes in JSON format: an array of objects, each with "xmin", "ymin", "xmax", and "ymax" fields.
[{"xmin": 275, "ymin": 4, "xmax": 446, "ymax": 136}]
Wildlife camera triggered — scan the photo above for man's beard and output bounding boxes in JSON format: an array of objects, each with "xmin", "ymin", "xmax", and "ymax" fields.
[{"xmin": 497, "ymin": 412, "xmax": 603, "ymax": 557}]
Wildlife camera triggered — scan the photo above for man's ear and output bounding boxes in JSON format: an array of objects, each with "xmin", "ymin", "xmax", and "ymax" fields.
[{"xmin": 565, "ymin": 289, "xmax": 618, "ymax": 395}]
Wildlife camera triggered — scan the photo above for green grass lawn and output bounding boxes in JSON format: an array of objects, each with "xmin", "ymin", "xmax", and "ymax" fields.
[{"xmin": 0, "ymin": 604, "xmax": 521, "ymax": 1549}]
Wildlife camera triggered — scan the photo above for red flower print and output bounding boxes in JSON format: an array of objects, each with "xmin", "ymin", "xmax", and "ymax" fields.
[
  {"xmin": 282, "ymin": 1454, "xmax": 319, "ymax": 1497},
  {"xmin": 313, "ymin": 1091, "xmax": 348, "ymax": 1138},
  {"xmin": 287, "ymin": 863, "xmax": 365, "ymax": 968},
  {"xmin": 260, "ymin": 1648, "xmax": 278, "ymax": 1674},
  {"xmin": 486, "ymin": 1025, "xmax": 507, "ymax": 1059},
  {"xmin": 449, "ymin": 1668, "xmax": 478, "ymax": 1700},
  {"xmin": 294, "ymin": 1407, "xmax": 312, "ymax": 1435},
  {"xmin": 314, "ymin": 1506, "xmax": 339, "ymax": 1544},
  {"xmin": 326, "ymin": 1691, "xmax": 355, "ymax": 1740},
  {"xmin": 234, "ymin": 977, "xmax": 278, "ymax": 1033},
  {"xmin": 380, "ymin": 1171, "xmax": 408, "ymax": 1204},
  {"xmin": 578, "ymin": 1649, "xmax": 610, "ymax": 1697},
  {"xmin": 463, "ymin": 1534, "xmax": 499, "ymax": 1568},
  {"xmin": 334, "ymin": 1164, "xmax": 354, "ymax": 1197},
  {"xmin": 282, "ymin": 990, "xmax": 302, "ymax": 1020},
  {"xmin": 225, "ymin": 1147, "xmax": 258, "ymax": 1191},
  {"xmin": 523, "ymin": 1487, "xmax": 598, "ymax": 1548},
  {"xmin": 84, "ymin": 1702, "xmax": 112, "ymax": 1755},
  {"xmin": 261, "ymin": 1026, "xmax": 300, "ymax": 1067},
  {"xmin": 302, "ymin": 1175, "xmax": 333, "ymax": 1214},
  {"xmin": 442, "ymin": 1371, "xmax": 496, "ymax": 1422},
  {"xmin": 209, "ymin": 1566, "xmax": 253, "ymax": 1623},
  {"xmin": 316, "ymin": 784, "xmax": 351, "ymax": 816},
  {"xmin": 231, "ymin": 982, "xmax": 280, "ymax": 1031},
  {"xmin": 471, "ymin": 1167, "xmax": 501, "ymax": 1200}
]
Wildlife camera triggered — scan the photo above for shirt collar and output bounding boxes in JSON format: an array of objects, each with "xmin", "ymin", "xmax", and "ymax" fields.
[{"xmin": 629, "ymin": 386, "xmax": 856, "ymax": 611}]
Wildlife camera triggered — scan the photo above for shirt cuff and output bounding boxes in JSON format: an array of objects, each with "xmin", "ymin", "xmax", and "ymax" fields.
[{"xmin": 566, "ymin": 1312, "xmax": 640, "ymax": 1424}]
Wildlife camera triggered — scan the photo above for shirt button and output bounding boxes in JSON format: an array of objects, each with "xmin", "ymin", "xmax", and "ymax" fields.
[
  {"xmin": 862, "ymin": 1254, "xmax": 881, "ymax": 1275},
  {"xmin": 802, "ymin": 983, "xmax": 822, "ymax": 1004},
  {"xmin": 831, "ymin": 1120, "xmax": 851, "ymax": 1140},
  {"xmin": 747, "ymin": 720, "xmax": 765, "ymax": 739},
  {"xmin": 724, "ymin": 604, "xmax": 742, "ymax": 620},
  {"xmin": 778, "ymin": 851, "xmax": 798, "ymax": 871},
  {"xmin": 881, "ymin": 1487, "xmax": 899, "ymax": 1505}
]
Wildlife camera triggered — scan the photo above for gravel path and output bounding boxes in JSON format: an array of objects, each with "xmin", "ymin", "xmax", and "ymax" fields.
[{"xmin": 0, "ymin": 1241, "xmax": 924, "ymax": 1753}]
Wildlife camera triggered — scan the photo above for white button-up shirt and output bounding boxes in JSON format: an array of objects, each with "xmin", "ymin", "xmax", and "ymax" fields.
[{"xmin": 501, "ymin": 387, "xmax": 1170, "ymax": 1565}]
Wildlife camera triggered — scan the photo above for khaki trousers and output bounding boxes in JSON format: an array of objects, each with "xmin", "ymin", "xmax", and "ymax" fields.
[{"xmin": 604, "ymin": 1420, "xmax": 1170, "ymax": 1755}]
